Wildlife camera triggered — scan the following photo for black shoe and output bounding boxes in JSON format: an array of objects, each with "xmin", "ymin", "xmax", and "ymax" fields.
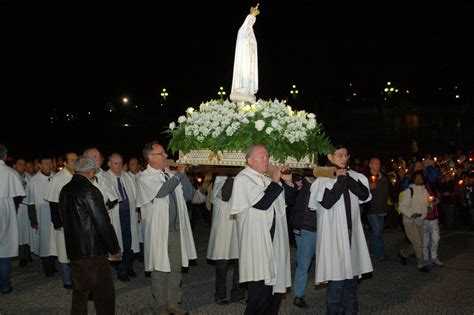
[
  {"xmin": 418, "ymin": 266, "xmax": 429, "ymax": 272},
  {"xmin": 63, "ymin": 284, "xmax": 73, "ymax": 289},
  {"xmin": 128, "ymin": 269, "xmax": 137, "ymax": 278},
  {"xmin": 398, "ymin": 251, "xmax": 407, "ymax": 265},
  {"xmin": 378, "ymin": 255, "xmax": 389, "ymax": 261},
  {"xmin": 19, "ymin": 259, "xmax": 28, "ymax": 267},
  {"xmin": 145, "ymin": 271, "xmax": 151, "ymax": 278},
  {"xmin": 294, "ymin": 297, "xmax": 308, "ymax": 308},
  {"xmin": 1, "ymin": 287, "xmax": 13, "ymax": 294},
  {"xmin": 215, "ymin": 297, "xmax": 230, "ymax": 305},
  {"xmin": 117, "ymin": 274, "xmax": 130, "ymax": 282},
  {"xmin": 45, "ymin": 273, "xmax": 55, "ymax": 278}
]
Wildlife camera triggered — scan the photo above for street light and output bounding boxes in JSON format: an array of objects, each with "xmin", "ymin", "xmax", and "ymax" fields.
[
  {"xmin": 290, "ymin": 84, "xmax": 299, "ymax": 99},
  {"xmin": 217, "ymin": 86, "xmax": 226, "ymax": 100},
  {"xmin": 161, "ymin": 88, "xmax": 169, "ymax": 101},
  {"xmin": 382, "ymin": 81, "xmax": 400, "ymax": 99}
]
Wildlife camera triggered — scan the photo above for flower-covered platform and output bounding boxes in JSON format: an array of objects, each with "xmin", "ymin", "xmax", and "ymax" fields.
[{"xmin": 166, "ymin": 99, "xmax": 332, "ymax": 169}]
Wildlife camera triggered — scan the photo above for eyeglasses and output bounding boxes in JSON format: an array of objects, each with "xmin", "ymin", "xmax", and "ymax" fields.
[
  {"xmin": 334, "ymin": 153, "xmax": 350, "ymax": 159},
  {"xmin": 150, "ymin": 152, "xmax": 166, "ymax": 156}
]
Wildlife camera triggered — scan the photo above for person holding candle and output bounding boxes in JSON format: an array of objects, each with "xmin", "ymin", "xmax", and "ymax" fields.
[
  {"xmin": 364, "ymin": 157, "xmax": 397, "ymax": 261},
  {"xmin": 398, "ymin": 170, "xmax": 430, "ymax": 272},
  {"xmin": 423, "ymin": 186, "xmax": 443, "ymax": 266}
]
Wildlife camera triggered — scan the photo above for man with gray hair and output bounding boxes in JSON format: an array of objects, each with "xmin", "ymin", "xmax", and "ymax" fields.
[
  {"xmin": 104, "ymin": 153, "xmax": 140, "ymax": 281},
  {"xmin": 60, "ymin": 155, "xmax": 121, "ymax": 314},
  {"xmin": 83, "ymin": 147, "xmax": 119, "ymax": 210},
  {"xmin": 137, "ymin": 141, "xmax": 196, "ymax": 315},
  {"xmin": 0, "ymin": 144, "xmax": 26, "ymax": 294},
  {"xmin": 230, "ymin": 144, "xmax": 292, "ymax": 314}
]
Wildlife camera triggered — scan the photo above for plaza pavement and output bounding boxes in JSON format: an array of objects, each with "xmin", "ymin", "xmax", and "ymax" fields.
[{"xmin": 1, "ymin": 224, "xmax": 473, "ymax": 314}]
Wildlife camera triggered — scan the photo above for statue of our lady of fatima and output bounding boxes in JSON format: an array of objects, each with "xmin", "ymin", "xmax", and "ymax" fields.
[{"xmin": 229, "ymin": 4, "xmax": 260, "ymax": 104}]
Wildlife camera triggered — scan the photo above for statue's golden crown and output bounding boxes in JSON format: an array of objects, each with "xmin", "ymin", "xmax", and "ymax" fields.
[{"xmin": 250, "ymin": 3, "xmax": 260, "ymax": 16}]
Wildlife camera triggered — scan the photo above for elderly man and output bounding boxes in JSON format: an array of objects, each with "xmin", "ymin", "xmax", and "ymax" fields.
[
  {"xmin": 104, "ymin": 153, "xmax": 140, "ymax": 281},
  {"xmin": 230, "ymin": 144, "xmax": 292, "ymax": 314},
  {"xmin": 136, "ymin": 141, "xmax": 196, "ymax": 315},
  {"xmin": 60, "ymin": 156, "xmax": 121, "ymax": 314},
  {"xmin": 0, "ymin": 144, "xmax": 25, "ymax": 294},
  {"xmin": 309, "ymin": 144, "xmax": 373, "ymax": 315},
  {"xmin": 84, "ymin": 147, "xmax": 119, "ymax": 209},
  {"xmin": 45, "ymin": 151, "xmax": 77, "ymax": 289}
]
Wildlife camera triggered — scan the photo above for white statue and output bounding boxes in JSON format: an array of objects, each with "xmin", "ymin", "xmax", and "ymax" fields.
[{"xmin": 230, "ymin": 4, "xmax": 260, "ymax": 103}]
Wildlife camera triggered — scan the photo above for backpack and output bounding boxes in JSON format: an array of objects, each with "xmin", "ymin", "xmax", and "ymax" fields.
[{"xmin": 397, "ymin": 187, "xmax": 413, "ymax": 214}]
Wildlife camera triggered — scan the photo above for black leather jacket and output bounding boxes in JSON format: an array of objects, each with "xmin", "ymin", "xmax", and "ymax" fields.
[{"xmin": 59, "ymin": 174, "xmax": 120, "ymax": 260}]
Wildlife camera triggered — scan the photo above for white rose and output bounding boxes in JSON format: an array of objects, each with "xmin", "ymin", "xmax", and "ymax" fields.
[
  {"xmin": 186, "ymin": 107, "xmax": 195, "ymax": 114},
  {"xmin": 265, "ymin": 127, "xmax": 274, "ymax": 134},
  {"xmin": 255, "ymin": 120, "xmax": 265, "ymax": 131},
  {"xmin": 307, "ymin": 113, "xmax": 316, "ymax": 119},
  {"xmin": 307, "ymin": 119, "xmax": 316, "ymax": 129},
  {"xmin": 177, "ymin": 116, "xmax": 187, "ymax": 123},
  {"xmin": 169, "ymin": 122, "xmax": 176, "ymax": 130}
]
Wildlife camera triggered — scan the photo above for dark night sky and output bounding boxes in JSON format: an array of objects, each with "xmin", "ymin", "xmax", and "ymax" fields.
[{"xmin": 1, "ymin": 1, "xmax": 473, "ymax": 156}]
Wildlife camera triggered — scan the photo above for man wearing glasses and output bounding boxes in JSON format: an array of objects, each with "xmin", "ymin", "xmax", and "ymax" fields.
[
  {"xmin": 309, "ymin": 144, "xmax": 373, "ymax": 315},
  {"xmin": 136, "ymin": 141, "xmax": 196, "ymax": 315}
]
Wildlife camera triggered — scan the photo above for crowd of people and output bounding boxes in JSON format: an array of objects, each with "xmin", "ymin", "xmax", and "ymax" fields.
[{"xmin": 0, "ymin": 142, "xmax": 473, "ymax": 314}]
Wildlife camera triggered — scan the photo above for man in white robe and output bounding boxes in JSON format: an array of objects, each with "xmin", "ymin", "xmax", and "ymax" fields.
[
  {"xmin": 0, "ymin": 144, "xmax": 25, "ymax": 294},
  {"xmin": 13, "ymin": 157, "xmax": 33, "ymax": 266},
  {"xmin": 136, "ymin": 141, "xmax": 196, "ymax": 315},
  {"xmin": 26, "ymin": 156, "xmax": 55, "ymax": 277},
  {"xmin": 45, "ymin": 151, "xmax": 77, "ymax": 289},
  {"xmin": 230, "ymin": 144, "xmax": 292, "ymax": 314},
  {"xmin": 308, "ymin": 145, "xmax": 373, "ymax": 314},
  {"xmin": 230, "ymin": 5, "xmax": 260, "ymax": 103},
  {"xmin": 128, "ymin": 156, "xmax": 145, "ymax": 261},
  {"xmin": 104, "ymin": 153, "xmax": 140, "ymax": 281},
  {"xmin": 207, "ymin": 176, "xmax": 245, "ymax": 304},
  {"xmin": 83, "ymin": 148, "xmax": 119, "ymax": 205}
]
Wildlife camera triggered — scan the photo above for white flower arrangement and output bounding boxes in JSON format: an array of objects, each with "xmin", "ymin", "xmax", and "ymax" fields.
[{"xmin": 167, "ymin": 99, "xmax": 332, "ymax": 163}]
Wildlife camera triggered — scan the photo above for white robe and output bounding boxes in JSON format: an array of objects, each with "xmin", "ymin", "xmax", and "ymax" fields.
[
  {"xmin": 0, "ymin": 160, "xmax": 25, "ymax": 258},
  {"xmin": 230, "ymin": 167, "xmax": 291, "ymax": 293},
  {"xmin": 26, "ymin": 172, "xmax": 53, "ymax": 257},
  {"xmin": 44, "ymin": 168, "xmax": 72, "ymax": 263},
  {"xmin": 102, "ymin": 170, "xmax": 140, "ymax": 253},
  {"xmin": 94, "ymin": 168, "xmax": 119, "ymax": 204},
  {"xmin": 230, "ymin": 14, "xmax": 258, "ymax": 103},
  {"xmin": 128, "ymin": 171, "xmax": 144, "ymax": 243},
  {"xmin": 308, "ymin": 171, "xmax": 373, "ymax": 284},
  {"xmin": 15, "ymin": 171, "xmax": 32, "ymax": 247},
  {"xmin": 136, "ymin": 166, "xmax": 197, "ymax": 272},
  {"xmin": 206, "ymin": 176, "xmax": 239, "ymax": 260}
]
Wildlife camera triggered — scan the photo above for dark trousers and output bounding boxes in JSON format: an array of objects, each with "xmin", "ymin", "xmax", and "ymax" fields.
[
  {"xmin": 215, "ymin": 259, "xmax": 245, "ymax": 301},
  {"xmin": 41, "ymin": 256, "xmax": 56, "ymax": 276},
  {"xmin": 18, "ymin": 244, "xmax": 30, "ymax": 261},
  {"xmin": 117, "ymin": 202, "xmax": 134, "ymax": 276},
  {"xmin": 70, "ymin": 255, "xmax": 115, "ymax": 315},
  {"xmin": 245, "ymin": 280, "xmax": 282, "ymax": 315},
  {"xmin": 326, "ymin": 277, "xmax": 358, "ymax": 315}
]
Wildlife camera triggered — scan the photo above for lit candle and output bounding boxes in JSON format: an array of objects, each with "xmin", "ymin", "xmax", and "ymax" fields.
[
  {"xmin": 429, "ymin": 196, "xmax": 434, "ymax": 202},
  {"xmin": 371, "ymin": 175, "xmax": 377, "ymax": 183},
  {"xmin": 458, "ymin": 180, "xmax": 464, "ymax": 185}
]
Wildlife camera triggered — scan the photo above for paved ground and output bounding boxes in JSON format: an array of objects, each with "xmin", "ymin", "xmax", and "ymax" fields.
[{"xmin": 1, "ymin": 224, "xmax": 474, "ymax": 314}]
